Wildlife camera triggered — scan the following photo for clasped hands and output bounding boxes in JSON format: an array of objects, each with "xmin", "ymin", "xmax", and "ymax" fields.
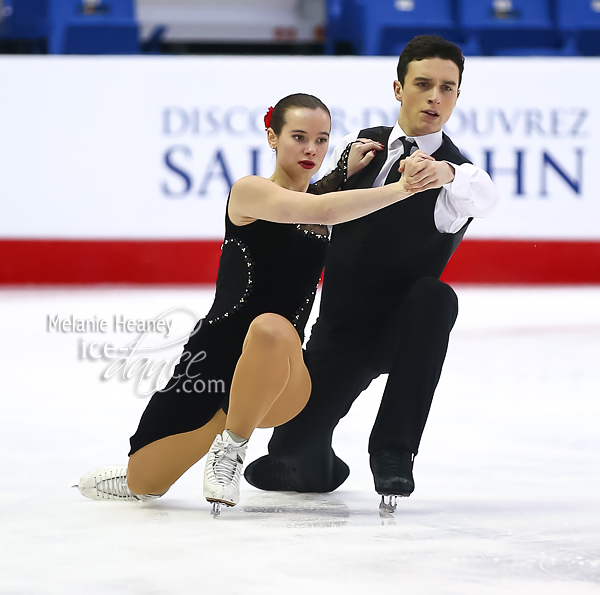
[
  {"xmin": 346, "ymin": 140, "xmax": 455, "ymax": 193},
  {"xmin": 398, "ymin": 150, "xmax": 455, "ymax": 193}
]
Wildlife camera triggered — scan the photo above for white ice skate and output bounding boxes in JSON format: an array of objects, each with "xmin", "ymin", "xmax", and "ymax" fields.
[
  {"xmin": 203, "ymin": 430, "xmax": 248, "ymax": 517},
  {"xmin": 76, "ymin": 465, "xmax": 162, "ymax": 502}
]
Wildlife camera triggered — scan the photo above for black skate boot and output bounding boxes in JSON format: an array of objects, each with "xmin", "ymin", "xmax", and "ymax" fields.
[
  {"xmin": 370, "ymin": 450, "xmax": 415, "ymax": 513},
  {"xmin": 244, "ymin": 454, "xmax": 349, "ymax": 493},
  {"xmin": 244, "ymin": 455, "xmax": 296, "ymax": 491}
]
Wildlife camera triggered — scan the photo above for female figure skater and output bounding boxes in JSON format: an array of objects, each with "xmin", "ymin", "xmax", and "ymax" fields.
[{"xmin": 77, "ymin": 93, "xmax": 417, "ymax": 515}]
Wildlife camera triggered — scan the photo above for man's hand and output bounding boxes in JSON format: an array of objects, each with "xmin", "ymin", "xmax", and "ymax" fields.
[
  {"xmin": 347, "ymin": 138, "xmax": 385, "ymax": 178},
  {"xmin": 398, "ymin": 150, "xmax": 455, "ymax": 192}
]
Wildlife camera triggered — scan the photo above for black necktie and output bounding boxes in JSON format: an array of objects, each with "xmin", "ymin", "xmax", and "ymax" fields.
[{"xmin": 384, "ymin": 137, "xmax": 416, "ymax": 185}]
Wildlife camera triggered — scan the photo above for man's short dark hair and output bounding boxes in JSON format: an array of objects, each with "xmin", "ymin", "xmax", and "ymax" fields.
[{"xmin": 397, "ymin": 35, "xmax": 465, "ymax": 88}]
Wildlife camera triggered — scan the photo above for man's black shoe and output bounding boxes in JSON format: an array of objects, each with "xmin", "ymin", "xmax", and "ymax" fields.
[
  {"xmin": 370, "ymin": 450, "xmax": 415, "ymax": 497},
  {"xmin": 244, "ymin": 455, "xmax": 295, "ymax": 491},
  {"xmin": 244, "ymin": 454, "xmax": 350, "ymax": 493}
]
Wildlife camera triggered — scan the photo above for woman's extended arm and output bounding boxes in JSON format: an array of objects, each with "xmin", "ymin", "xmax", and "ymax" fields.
[{"xmin": 229, "ymin": 173, "xmax": 414, "ymax": 227}]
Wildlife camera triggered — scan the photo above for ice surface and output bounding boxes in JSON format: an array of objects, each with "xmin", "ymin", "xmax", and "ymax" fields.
[{"xmin": 1, "ymin": 286, "xmax": 599, "ymax": 594}]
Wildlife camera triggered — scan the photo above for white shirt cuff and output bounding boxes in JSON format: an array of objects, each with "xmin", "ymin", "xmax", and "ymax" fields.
[
  {"xmin": 442, "ymin": 161, "xmax": 472, "ymax": 198},
  {"xmin": 441, "ymin": 162, "xmax": 500, "ymax": 218}
]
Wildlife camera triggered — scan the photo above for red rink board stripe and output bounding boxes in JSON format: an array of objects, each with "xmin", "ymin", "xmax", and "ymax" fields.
[
  {"xmin": 441, "ymin": 239, "xmax": 600, "ymax": 284},
  {"xmin": 0, "ymin": 239, "xmax": 222, "ymax": 285},
  {"xmin": 1, "ymin": 239, "xmax": 599, "ymax": 285}
]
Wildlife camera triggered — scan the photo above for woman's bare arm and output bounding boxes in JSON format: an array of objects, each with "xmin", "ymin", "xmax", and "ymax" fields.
[{"xmin": 229, "ymin": 174, "xmax": 414, "ymax": 226}]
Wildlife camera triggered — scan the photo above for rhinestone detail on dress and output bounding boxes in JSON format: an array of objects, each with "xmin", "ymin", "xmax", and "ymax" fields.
[
  {"xmin": 292, "ymin": 283, "xmax": 319, "ymax": 329},
  {"xmin": 207, "ymin": 238, "xmax": 254, "ymax": 325},
  {"xmin": 294, "ymin": 224, "xmax": 329, "ymax": 241}
]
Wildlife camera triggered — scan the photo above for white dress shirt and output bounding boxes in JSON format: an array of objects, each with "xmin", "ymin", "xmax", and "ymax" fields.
[{"xmin": 323, "ymin": 122, "xmax": 499, "ymax": 233}]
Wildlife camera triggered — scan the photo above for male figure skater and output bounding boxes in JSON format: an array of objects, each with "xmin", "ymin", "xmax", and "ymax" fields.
[{"xmin": 245, "ymin": 36, "xmax": 499, "ymax": 501}]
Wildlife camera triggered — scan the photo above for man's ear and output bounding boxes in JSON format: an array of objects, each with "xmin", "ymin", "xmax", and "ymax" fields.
[
  {"xmin": 393, "ymin": 80, "xmax": 403, "ymax": 103},
  {"xmin": 457, "ymin": 88, "xmax": 461, "ymax": 100}
]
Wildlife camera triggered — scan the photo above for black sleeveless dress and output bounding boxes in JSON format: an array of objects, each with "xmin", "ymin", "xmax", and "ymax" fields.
[{"xmin": 128, "ymin": 201, "xmax": 329, "ymax": 456}]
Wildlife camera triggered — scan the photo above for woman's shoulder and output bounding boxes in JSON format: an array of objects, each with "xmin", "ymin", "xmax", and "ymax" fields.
[
  {"xmin": 229, "ymin": 176, "xmax": 283, "ymax": 226},
  {"xmin": 231, "ymin": 175, "xmax": 272, "ymax": 197}
]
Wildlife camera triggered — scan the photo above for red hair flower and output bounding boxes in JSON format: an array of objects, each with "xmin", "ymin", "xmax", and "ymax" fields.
[{"xmin": 264, "ymin": 106, "xmax": 274, "ymax": 131}]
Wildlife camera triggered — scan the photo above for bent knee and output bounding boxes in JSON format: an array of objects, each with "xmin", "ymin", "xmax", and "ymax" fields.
[
  {"xmin": 408, "ymin": 278, "xmax": 458, "ymax": 318},
  {"xmin": 411, "ymin": 277, "xmax": 457, "ymax": 304},
  {"xmin": 127, "ymin": 459, "xmax": 171, "ymax": 496},
  {"xmin": 247, "ymin": 313, "xmax": 298, "ymax": 350}
]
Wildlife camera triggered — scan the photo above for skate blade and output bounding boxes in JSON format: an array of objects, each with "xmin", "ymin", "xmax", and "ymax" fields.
[
  {"xmin": 206, "ymin": 498, "xmax": 235, "ymax": 518},
  {"xmin": 378, "ymin": 495, "xmax": 398, "ymax": 514}
]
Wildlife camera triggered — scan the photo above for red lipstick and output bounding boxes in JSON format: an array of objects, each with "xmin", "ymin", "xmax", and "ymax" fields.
[{"xmin": 299, "ymin": 161, "xmax": 316, "ymax": 170}]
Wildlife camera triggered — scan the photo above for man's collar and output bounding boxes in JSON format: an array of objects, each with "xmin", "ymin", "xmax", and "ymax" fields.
[{"xmin": 389, "ymin": 122, "xmax": 443, "ymax": 155}]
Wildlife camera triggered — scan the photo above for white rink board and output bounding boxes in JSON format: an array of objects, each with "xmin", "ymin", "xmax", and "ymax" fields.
[{"xmin": 0, "ymin": 56, "xmax": 597, "ymax": 240}]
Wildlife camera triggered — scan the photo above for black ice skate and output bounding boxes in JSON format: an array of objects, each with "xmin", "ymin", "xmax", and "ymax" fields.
[{"xmin": 370, "ymin": 450, "xmax": 415, "ymax": 513}]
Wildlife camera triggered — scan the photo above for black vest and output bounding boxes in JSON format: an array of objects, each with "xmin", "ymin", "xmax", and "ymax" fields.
[{"xmin": 317, "ymin": 126, "xmax": 472, "ymax": 332}]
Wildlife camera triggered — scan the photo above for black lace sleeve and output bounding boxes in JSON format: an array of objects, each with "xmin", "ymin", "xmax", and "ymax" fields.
[{"xmin": 306, "ymin": 142, "xmax": 354, "ymax": 195}]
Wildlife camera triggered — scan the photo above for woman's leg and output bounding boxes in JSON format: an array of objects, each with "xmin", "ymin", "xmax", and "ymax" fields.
[
  {"xmin": 225, "ymin": 313, "xmax": 311, "ymax": 439},
  {"xmin": 127, "ymin": 409, "xmax": 226, "ymax": 495},
  {"xmin": 128, "ymin": 312, "xmax": 310, "ymax": 496}
]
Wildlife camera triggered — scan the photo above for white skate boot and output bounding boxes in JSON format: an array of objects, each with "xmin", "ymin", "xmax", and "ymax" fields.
[
  {"xmin": 203, "ymin": 430, "xmax": 248, "ymax": 517},
  {"xmin": 76, "ymin": 465, "xmax": 163, "ymax": 502}
]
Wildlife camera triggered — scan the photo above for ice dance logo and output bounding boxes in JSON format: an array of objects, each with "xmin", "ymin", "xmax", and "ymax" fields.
[
  {"xmin": 47, "ymin": 306, "xmax": 225, "ymax": 397},
  {"xmin": 156, "ymin": 349, "xmax": 227, "ymax": 396}
]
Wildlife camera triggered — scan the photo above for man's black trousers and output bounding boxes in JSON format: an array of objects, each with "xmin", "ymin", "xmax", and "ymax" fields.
[{"xmin": 267, "ymin": 277, "xmax": 459, "ymax": 491}]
